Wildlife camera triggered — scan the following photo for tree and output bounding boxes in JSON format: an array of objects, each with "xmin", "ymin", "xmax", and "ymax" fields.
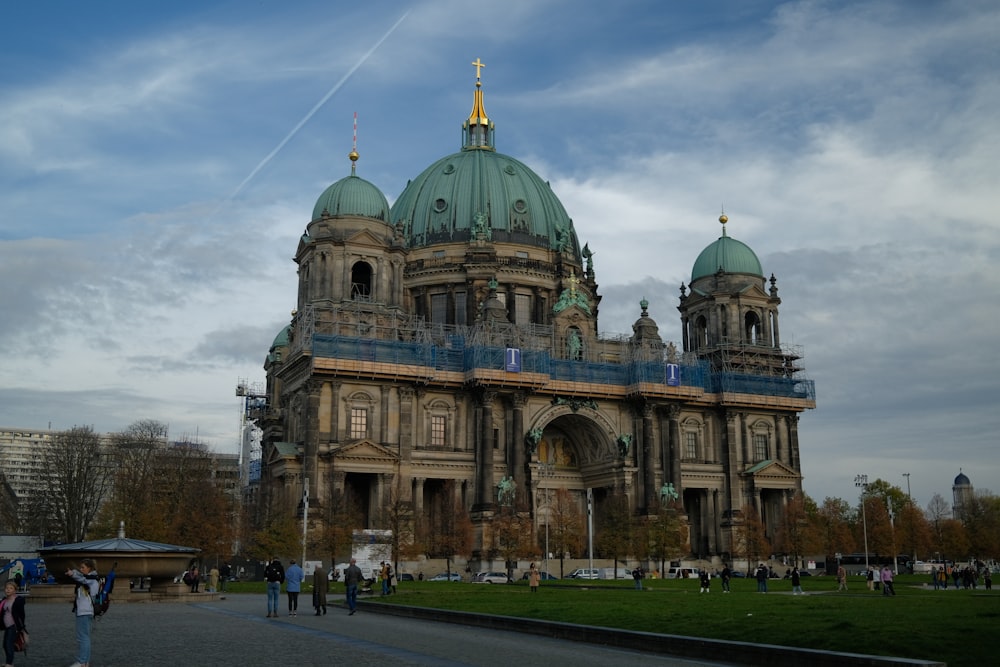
[
  {"xmin": 595, "ymin": 492, "xmax": 634, "ymax": 567},
  {"xmin": 896, "ymin": 500, "xmax": 933, "ymax": 565},
  {"xmin": 732, "ymin": 504, "xmax": 770, "ymax": 572},
  {"xmin": 316, "ymin": 486, "xmax": 364, "ymax": 567},
  {"xmin": 92, "ymin": 419, "xmax": 168, "ymax": 539},
  {"xmin": 250, "ymin": 513, "xmax": 301, "ymax": 562},
  {"xmin": 962, "ymin": 492, "xmax": 1000, "ymax": 560},
  {"xmin": 773, "ymin": 492, "xmax": 822, "ymax": 566},
  {"xmin": 490, "ymin": 505, "xmax": 532, "ymax": 580},
  {"xmin": 376, "ymin": 485, "xmax": 417, "ymax": 572},
  {"xmin": 815, "ymin": 497, "xmax": 855, "ymax": 558},
  {"xmin": 642, "ymin": 501, "xmax": 688, "ymax": 576},
  {"xmin": 37, "ymin": 426, "xmax": 114, "ymax": 543},
  {"xmin": 546, "ymin": 488, "xmax": 584, "ymax": 578},
  {"xmin": 421, "ymin": 481, "xmax": 472, "ymax": 577}
]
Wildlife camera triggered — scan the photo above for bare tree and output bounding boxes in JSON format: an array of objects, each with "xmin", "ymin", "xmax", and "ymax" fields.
[
  {"xmin": 39, "ymin": 426, "xmax": 114, "ymax": 543},
  {"xmin": 595, "ymin": 492, "xmax": 634, "ymax": 569},
  {"xmin": 93, "ymin": 419, "xmax": 168, "ymax": 538},
  {"xmin": 732, "ymin": 504, "xmax": 771, "ymax": 572},
  {"xmin": 547, "ymin": 488, "xmax": 584, "ymax": 578},
  {"xmin": 422, "ymin": 481, "xmax": 472, "ymax": 577}
]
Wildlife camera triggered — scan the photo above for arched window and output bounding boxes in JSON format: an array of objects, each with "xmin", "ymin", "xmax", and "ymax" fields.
[
  {"xmin": 695, "ymin": 315, "xmax": 709, "ymax": 349},
  {"xmin": 350, "ymin": 261, "xmax": 373, "ymax": 301},
  {"xmin": 744, "ymin": 310, "xmax": 762, "ymax": 345}
]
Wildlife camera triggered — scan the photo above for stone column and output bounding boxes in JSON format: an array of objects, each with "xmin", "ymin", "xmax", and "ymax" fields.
[
  {"xmin": 474, "ymin": 391, "xmax": 497, "ymax": 510},
  {"xmin": 667, "ymin": 405, "xmax": 682, "ymax": 493},
  {"xmin": 329, "ymin": 381, "xmax": 341, "ymax": 443},
  {"xmin": 642, "ymin": 403, "xmax": 656, "ymax": 511},
  {"xmin": 380, "ymin": 385, "xmax": 390, "ymax": 446},
  {"xmin": 512, "ymin": 392, "xmax": 526, "ymax": 497},
  {"xmin": 413, "ymin": 478, "xmax": 425, "ymax": 514},
  {"xmin": 304, "ymin": 379, "xmax": 322, "ymax": 493},
  {"xmin": 398, "ymin": 386, "xmax": 415, "ymax": 457},
  {"xmin": 776, "ymin": 415, "xmax": 788, "ymax": 464}
]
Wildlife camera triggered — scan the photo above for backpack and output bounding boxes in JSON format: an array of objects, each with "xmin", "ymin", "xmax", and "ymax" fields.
[{"xmin": 90, "ymin": 564, "xmax": 117, "ymax": 619}]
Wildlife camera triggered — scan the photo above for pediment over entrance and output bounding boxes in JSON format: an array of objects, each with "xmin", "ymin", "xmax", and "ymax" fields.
[
  {"xmin": 336, "ymin": 439, "xmax": 399, "ymax": 464},
  {"xmin": 743, "ymin": 459, "xmax": 800, "ymax": 486}
]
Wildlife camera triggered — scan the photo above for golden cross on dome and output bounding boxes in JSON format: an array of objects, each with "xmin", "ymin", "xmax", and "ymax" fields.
[{"xmin": 472, "ymin": 57, "xmax": 486, "ymax": 80}]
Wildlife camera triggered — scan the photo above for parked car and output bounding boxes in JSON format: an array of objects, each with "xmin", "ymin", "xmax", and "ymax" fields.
[
  {"xmin": 398, "ymin": 573, "xmax": 415, "ymax": 581},
  {"xmin": 730, "ymin": 571, "xmax": 747, "ymax": 578},
  {"xmin": 565, "ymin": 568, "xmax": 600, "ymax": 580},
  {"xmin": 520, "ymin": 571, "xmax": 559, "ymax": 581},
  {"xmin": 428, "ymin": 572, "xmax": 462, "ymax": 582},
  {"xmin": 472, "ymin": 571, "xmax": 510, "ymax": 584}
]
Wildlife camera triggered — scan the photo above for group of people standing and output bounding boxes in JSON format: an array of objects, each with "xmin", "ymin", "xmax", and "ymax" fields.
[{"xmin": 265, "ymin": 557, "xmax": 367, "ymax": 617}]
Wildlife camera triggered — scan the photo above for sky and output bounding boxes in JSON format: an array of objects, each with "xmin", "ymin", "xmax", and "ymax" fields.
[{"xmin": 2, "ymin": 0, "xmax": 998, "ymax": 513}]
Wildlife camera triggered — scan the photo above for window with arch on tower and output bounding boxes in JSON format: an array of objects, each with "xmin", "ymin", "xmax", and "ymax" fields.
[{"xmin": 350, "ymin": 261, "xmax": 373, "ymax": 302}]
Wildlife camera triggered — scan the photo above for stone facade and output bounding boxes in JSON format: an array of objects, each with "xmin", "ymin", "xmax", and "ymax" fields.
[{"xmin": 257, "ymin": 67, "xmax": 815, "ymax": 564}]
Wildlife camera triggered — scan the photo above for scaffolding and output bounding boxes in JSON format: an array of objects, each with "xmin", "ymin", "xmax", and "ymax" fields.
[
  {"xmin": 280, "ymin": 303, "xmax": 813, "ymax": 401},
  {"xmin": 236, "ymin": 378, "xmax": 267, "ymax": 484}
]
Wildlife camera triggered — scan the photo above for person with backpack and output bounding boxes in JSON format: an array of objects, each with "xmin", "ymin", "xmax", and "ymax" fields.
[
  {"xmin": 66, "ymin": 558, "xmax": 101, "ymax": 667},
  {"xmin": 1, "ymin": 579, "xmax": 27, "ymax": 667},
  {"xmin": 264, "ymin": 557, "xmax": 285, "ymax": 618}
]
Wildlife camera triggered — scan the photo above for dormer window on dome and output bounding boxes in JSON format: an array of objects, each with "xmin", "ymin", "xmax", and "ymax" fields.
[{"xmin": 463, "ymin": 58, "xmax": 495, "ymax": 151}]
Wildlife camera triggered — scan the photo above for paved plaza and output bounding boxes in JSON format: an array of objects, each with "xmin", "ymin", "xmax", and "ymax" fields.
[{"xmin": 19, "ymin": 592, "xmax": 738, "ymax": 667}]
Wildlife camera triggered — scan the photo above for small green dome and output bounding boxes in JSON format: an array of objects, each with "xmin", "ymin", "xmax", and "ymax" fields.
[
  {"xmin": 691, "ymin": 217, "xmax": 763, "ymax": 281},
  {"xmin": 268, "ymin": 325, "xmax": 291, "ymax": 363},
  {"xmin": 391, "ymin": 149, "xmax": 578, "ymax": 257},
  {"xmin": 312, "ymin": 174, "xmax": 390, "ymax": 222}
]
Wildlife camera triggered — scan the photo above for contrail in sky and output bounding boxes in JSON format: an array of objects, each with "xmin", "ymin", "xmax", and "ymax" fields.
[{"xmin": 226, "ymin": 11, "xmax": 410, "ymax": 203}]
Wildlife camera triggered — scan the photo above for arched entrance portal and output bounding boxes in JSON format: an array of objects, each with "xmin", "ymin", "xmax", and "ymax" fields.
[{"xmin": 528, "ymin": 410, "xmax": 633, "ymax": 559}]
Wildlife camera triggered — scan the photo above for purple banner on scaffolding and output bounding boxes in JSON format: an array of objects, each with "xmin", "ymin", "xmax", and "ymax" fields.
[
  {"xmin": 666, "ymin": 363, "xmax": 680, "ymax": 386},
  {"xmin": 505, "ymin": 348, "xmax": 521, "ymax": 373}
]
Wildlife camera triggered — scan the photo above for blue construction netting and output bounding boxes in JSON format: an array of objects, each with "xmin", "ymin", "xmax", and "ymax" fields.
[{"xmin": 310, "ymin": 333, "xmax": 808, "ymax": 396}]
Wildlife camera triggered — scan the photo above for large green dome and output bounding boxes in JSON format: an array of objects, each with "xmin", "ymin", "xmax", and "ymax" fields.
[
  {"xmin": 691, "ymin": 216, "xmax": 763, "ymax": 281},
  {"xmin": 312, "ymin": 173, "xmax": 390, "ymax": 222},
  {"xmin": 389, "ymin": 69, "xmax": 579, "ymax": 258},
  {"xmin": 390, "ymin": 149, "xmax": 577, "ymax": 254}
]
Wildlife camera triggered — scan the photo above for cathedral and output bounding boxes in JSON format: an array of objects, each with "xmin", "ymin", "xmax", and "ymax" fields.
[{"xmin": 256, "ymin": 61, "xmax": 816, "ymax": 565}]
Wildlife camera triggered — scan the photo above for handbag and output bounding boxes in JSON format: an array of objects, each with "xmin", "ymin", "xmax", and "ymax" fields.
[{"xmin": 14, "ymin": 628, "xmax": 28, "ymax": 652}]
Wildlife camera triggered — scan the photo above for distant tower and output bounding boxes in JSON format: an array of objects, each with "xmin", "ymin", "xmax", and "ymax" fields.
[{"xmin": 952, "ymin": 469, "xmax": 973, "ymax": 521}]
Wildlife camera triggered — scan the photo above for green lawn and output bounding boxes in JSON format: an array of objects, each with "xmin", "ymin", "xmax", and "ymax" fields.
[{"xmin": 353, "ymin": 575, "xmax": 996, "ymax": 667}]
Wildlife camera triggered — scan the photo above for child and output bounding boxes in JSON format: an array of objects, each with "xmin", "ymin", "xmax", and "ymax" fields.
[{"xmin": 699, "ymin": 570, "xmax": 711, "ymax": 593}]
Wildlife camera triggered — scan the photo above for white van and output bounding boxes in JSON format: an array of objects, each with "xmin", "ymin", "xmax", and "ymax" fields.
[
  {"xmin": 566, "ymin": 568, "xmax": 600, "ymax": 579},
  {"xmin": 600, "ymin": 567, "xmax": 629, "ymax": 579},
  {"xmin": 667, "ymin": 567, "xmax": 699, "ymax": 579}
]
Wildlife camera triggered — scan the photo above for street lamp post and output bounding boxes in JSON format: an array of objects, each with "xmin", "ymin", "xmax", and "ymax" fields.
[{"xmin": 855, "ymin": 474, "xmax": 870, "ymax": 574}]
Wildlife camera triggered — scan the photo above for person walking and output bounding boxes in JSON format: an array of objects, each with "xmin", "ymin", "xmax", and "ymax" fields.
[
  {"xmin": 720, "ymin": 564, "xmax": 731, "ymax": 593},
  {"xmin": 1, "ymin": 579, "xmax": 27, "ymax": 667},
  {"xmin": 264, "ymin": 557, "xmax": 285, "ymax": 618},
  {"xmin": 344, "ymin": 558, "xmax": 364, "ymax": 615},
  {"xmin": 312, "ymin": 564, "xmax": 329, "ymax": 615},
  {"xmin": 285, "ymin": 559, "xmax": 305, "ymax": 616},
  {"xmin": 881, "ymin": 565, "xmax": 895, "ymax": 596},
  {"xmin": 836, "ymin": 564, "xmax": 848, "ymax": 592},
  {"xmin": 791, "ymin": 567, "xmax": 804, "ymax": 595},
  {"xmin": 528, "ymin": 563, "xmax": 540, "ymax": 593},
  {"xmin": 66, "ymin": 558, "xmax": 101, "ymax": 667}
]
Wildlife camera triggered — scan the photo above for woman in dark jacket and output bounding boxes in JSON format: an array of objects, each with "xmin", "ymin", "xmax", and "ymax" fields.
[{"xmin": 1, "ymin": 579, "xmax": 27, "ymax": 666}]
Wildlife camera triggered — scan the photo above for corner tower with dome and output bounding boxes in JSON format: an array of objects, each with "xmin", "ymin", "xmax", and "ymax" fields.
[{"xmin": 256, "ymin": 61, "xmax": 815, "ymax": 569}]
